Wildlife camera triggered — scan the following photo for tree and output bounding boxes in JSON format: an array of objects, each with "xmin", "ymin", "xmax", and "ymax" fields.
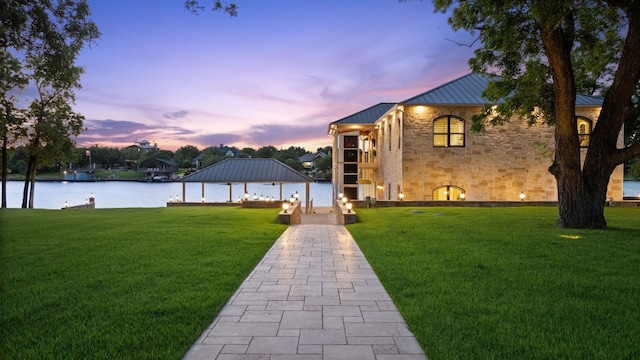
[
  {"xmin": 174, "ymin": 145, "xmax": 200, "ymax": 168},
  {"xmin": 184, "ymin": 0, "xmax": 238, "ymax": 16},
  {"xmin": 1, "ymin": 0, "xmax": 99, "ymax": 208},
  {"xmin": 433, "ymin": 0, "xmax": 640, "ymax": 228},
  {"xmin": 0, "ymin": 50, "xmax": 28, "ymax": 207}
]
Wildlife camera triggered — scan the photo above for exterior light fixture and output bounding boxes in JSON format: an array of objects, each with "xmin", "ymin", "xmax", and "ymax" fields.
[
  {"xmin": 169, "ymin": 196, "xmax": 173, "ymax": 203},
  {"xmin": 282, "ymin": 203, "xmax": 289, "ymax": 213},
  {"xmin": 85, "ymin": 198, "xmax": 89, "ymax": 205},
  {"xmin": 460, "ymin": 193, "xmax": 466, "ymax": 200},
  {"xmin": 342, "ymin": 196, "xmax": 348, "ymax": 205},
  {"xmin": 252, "ymin": 193, "xmax": 257, "ymax": 200},
  {"xmin": 259, "ymin": 194, "xmax": 264, "ymax": 201},
  {"xmin": 290, "ymin": 195, "xmax": 295, "ymax": 205},
  {"xmin": 202, "ymin": 197, "xmax": 205, "ymax": 203},
  {"xmin": 176, "ymin": 195, "xmax": 180, "ymax": 202},
  {"xmin": 294, "ymin": 191, "xmax": 299, "ymax": 200},
  {"xmin": 237, "ymin": 196, "xmax": 242, "ymax": 203},
  {"xmin": 244, "ymin": 193, "xmax": 249, "ymax": 201},
  {"xmin": 64, "ymin": 201, "xmax": 68, "ymax": 208},
  {"xmin": 338, "ymin": 192, "xmax": 343, "ymax": 199},
  {"xmin": 89, "ymin": 192, "xmax": 94, "ymax": 200},
  {"xmin": 399, "ymin": 192, "xmax": 404, "ymax": 201},
  {"xmin": 519, "ymin": 192, "xmax": 525, "ymax": 201},
  {"xmin": 346, "ymin": 203, "xmax": 353, "ymax": 213}
]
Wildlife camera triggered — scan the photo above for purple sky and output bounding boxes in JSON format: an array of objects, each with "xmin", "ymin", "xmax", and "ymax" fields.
[{"xmin": 74, "ymin": 0, "xmax": 476, "ymax": 152}]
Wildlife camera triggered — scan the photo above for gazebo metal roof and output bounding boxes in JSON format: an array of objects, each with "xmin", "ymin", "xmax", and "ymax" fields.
[{"xmin": 181, "ymin": 158, "xmax": 313, "ymax": 183}]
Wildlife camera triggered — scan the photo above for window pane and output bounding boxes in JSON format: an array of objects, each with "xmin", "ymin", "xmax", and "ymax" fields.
[
  {"xmin": 450, "ymin": 134, "xmax": 464, "ymax": 146},
  {"xmin": 434, "ymin": 119, "xmax": 448, "ymax": 133},
  {"xmin": 450, "ymin": 119, "xmax": 464, "ymax": 133},
  {"xmin": 433, "ymin": 187, "xmax": 448, "ymax": 200},
  {"xmin": 434, "ymin": 135, "xmax": 447, "ymax": 147}
]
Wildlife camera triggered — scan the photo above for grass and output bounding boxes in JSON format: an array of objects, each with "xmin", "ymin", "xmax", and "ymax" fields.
[
  {"xmin": 2, "ymin": 206, "xmax": 640, "ymax": 359},
  {"xmin": 347, "ymin": 206, "xmax": 640, "ymax": 359},
  {"xmin": 0, "ymin": 207, "xmax": 287, "ymax": 359}
]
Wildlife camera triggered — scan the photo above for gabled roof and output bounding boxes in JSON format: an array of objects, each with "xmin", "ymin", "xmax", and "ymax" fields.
[
  {"xmin": 330, "ymin": 103, "xmax": 396, "ymax": 126},
  {"xmin": 401, "ymin": 72, "xmax": 603, "ymax": 106},
  {"xmin": 299, "ymin": 152, "xmax": 327, "ymax": 163},
  {"xmin": 401, "ymin": 73, "xmax": 500, "ymax": 105},
  {"xmin": 181, "ymin": 158, "xmax": 313, "ymax": 183}
]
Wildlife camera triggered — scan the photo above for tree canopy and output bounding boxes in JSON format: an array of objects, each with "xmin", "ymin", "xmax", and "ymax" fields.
[{"xmin": 1, "ymin": 0, "xmax": 100, "ymax": 207}]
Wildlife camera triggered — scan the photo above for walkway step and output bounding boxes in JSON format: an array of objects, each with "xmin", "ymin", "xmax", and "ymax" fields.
[{"xmin": 183, "ymin": 224, "xmax": 427, "ymax": 360}]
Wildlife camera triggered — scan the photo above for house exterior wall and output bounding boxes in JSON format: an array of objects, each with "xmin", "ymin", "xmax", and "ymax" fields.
[
  {"xmin": 397, "ymin": 105, "xmax": 624, "ymax": 201},
  {"xmin": 377, "ymin": 109, "xmax": 404, "ymax": 200}
]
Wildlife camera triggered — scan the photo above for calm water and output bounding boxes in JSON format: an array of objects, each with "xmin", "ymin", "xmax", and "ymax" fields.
[
  {"xmin": 3, "ymin": 181, "xmax": 334, "ymax": 209},
  {"xmin": 3, "ymin": 180, "xmax": 640, "ymax": 210}
]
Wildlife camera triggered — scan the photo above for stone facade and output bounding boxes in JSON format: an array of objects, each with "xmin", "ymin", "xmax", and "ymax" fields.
[{"xmin": 332, "ymin": 104, "xmax": 624, "ymax": 202}]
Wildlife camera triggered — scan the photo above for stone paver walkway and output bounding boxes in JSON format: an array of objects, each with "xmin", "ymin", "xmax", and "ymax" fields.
[{"xmin": 183, "ymin": 224, "xmax": 427, "ymax": 360}]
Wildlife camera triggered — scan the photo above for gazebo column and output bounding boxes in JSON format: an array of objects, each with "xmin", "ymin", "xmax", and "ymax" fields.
[
  {"xmin": 305, "ymin": 182, "xmax": 310, "ymax": 214},
  {"xmin": 279, "ymin": 183, "xmax": 283, "ymax": 200},
  {"xmin": 182, "ymin": 182, "xmax": 186, "ymax": 203},
  {"xmin": 201, "ymin": 182, "xmax": 205, "ymax": 202},
  {"xmin": 228, "ymin": 182, "xmax": 232, "ymax": 202}
]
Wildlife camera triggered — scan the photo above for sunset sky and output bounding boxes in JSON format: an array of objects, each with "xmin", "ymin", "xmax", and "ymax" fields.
[{"xmin": 74, "ymin": 0, "xmax": 476, "ymax": 152}]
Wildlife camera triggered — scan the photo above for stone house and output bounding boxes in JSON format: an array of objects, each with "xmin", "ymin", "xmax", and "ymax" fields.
[{"xmin": 328, "ymin": 73, "xmax": 624, "ymax": 202}]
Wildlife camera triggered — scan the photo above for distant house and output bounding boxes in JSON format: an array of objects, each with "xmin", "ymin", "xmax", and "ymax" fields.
[
  {"xmin": 328, "ymin": 72, "xmax": 624, "ymax": 202},
  {"xmin": 140, "ymin": 158, "xmax": 179, "ymax": 181},
  {"xmin": 132, "ymin": 140, "xmax": 158, "ymax": 152},
  {"xmin": 299, "ymin": 151, "xmax": 327, "ymax": 169},
  {"xmin": 219, "ymin": 144, "xmax": 243, "ymax": 158},
  {"xmin": 192, "ymin": 153, "xmax": 206, "ymax": 169}
]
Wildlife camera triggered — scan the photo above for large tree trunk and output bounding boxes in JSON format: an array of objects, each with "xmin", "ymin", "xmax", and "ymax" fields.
[
  {"xmin": 21, "ymin": 157, "xmax": 32, "ymax": 208},
  {"xmin": 540, "ymin": 23, "xmax": 607, "ymax": 228}
]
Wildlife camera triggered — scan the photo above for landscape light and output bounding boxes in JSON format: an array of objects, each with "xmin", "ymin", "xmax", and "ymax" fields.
[
  {"xmin": 460, "ymin": 193, "xmax": 466, "ymax": 200},
  {"xmin": 294, "ymin": 191, "xmax": 299, "ymax": 200},
  {"xmin": 341, "ymin": 196, "xmax": 348, "ymax": 205},
  {"xmin": 282, "ymin": 203, "xmax": 289, "ymax": 213},
  {"xmin": 346, "ymin": 203, "xmax": 353, "ymax": 213},
  {"xmin": 253, "ymin": 193, "xmax": 258, "ymax": 200},
  {"xmin": 338, "ymin": 192, "xmax": 343, "ymax": 199},
  {"xmin": 169, "ymin": 196, "xmax": 173, "ymax": 203},
  {"xmin": 202, "ymin": 197, "xmax": 205, "ymax": 203},
  {"xmin": 519, "ymin": 192, "xmax": 525, "ymax": 201},
  {"xmin": 244, "ymin": 193, "xmax": 249, "ymax": 200},
  {"xmin": 399, "ymin": 192, "xmax": 404, "ymax": 201}
]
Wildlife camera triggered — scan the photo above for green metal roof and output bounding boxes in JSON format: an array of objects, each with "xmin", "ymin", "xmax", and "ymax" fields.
[
  {"xmin": 401, "ymin": 73, "xmax": 603, "ymax": 106},
  {"xmin": 180, "ymin": 158, "xmax": 313, "ymax": 183},
  {"xmin": 330, "ymin": 103, "xmax": 396, "ymax": 126}
]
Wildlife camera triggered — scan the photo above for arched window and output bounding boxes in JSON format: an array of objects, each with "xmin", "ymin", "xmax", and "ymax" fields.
[
  {"xmin": 433, "ymin": 185, "xmax": 465, "ymax": 201},
  {"xmin": 577, "ymin": 117, "xmax": 592, "ymax": 148},
  {"xmin": 433, "ymin": 115, "xmax": 465, "ymax": 147}
]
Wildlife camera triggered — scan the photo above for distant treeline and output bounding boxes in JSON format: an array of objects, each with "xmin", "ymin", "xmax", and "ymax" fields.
[{"xmin": 6, "ymin": 144, "xmax": 332, "ymax": 175}]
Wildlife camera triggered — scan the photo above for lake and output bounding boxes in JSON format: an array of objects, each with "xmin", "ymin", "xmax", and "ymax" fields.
[
  {"xmin": 3, "ymin": 180, "xmax": 640, "ymax": 210},
  {"xmin": 3, "ymin": 181, "xmax": 334, "ymax": 209}
]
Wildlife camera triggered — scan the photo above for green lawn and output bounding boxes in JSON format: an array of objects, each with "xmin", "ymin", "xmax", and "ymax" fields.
[
  {"xmin": 347, "ymin": 206, "xmax": 640, "ymax": 359},
  {"xmin": 2, "ymin": 206, "xmax": 639, "ymax": 359},
  {"xmin": 0, "ymin": 207, "xmax": 287, "ymax": 359}
]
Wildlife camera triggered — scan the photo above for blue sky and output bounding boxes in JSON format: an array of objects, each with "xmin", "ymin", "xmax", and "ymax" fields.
[{"xmin": 74, "ymin": 0, "xmax": 476, "ymax": 151}]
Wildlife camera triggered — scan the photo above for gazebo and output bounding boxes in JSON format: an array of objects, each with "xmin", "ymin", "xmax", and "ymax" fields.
[{"xmin": 179, "ymin": 158, "xmax": 314, "ymax": 213}]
